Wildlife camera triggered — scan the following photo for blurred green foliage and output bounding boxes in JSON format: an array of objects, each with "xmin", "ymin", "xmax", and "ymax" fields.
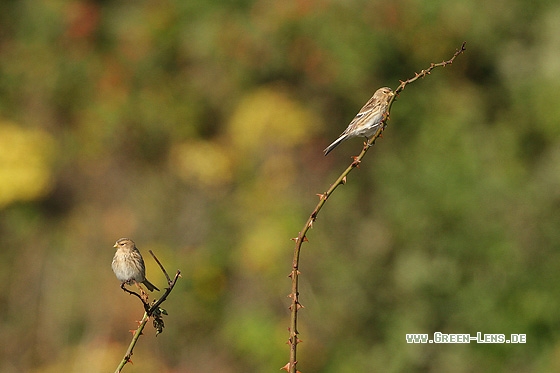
[{"xmin": 1, "ymin": 0, "xmax": 560, "ymax": 372}]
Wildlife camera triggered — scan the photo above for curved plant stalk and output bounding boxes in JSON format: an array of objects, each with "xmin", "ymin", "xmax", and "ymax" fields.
[{"xmin": 284, "ymin": 42, "xmax": 467, "ymax": 373}]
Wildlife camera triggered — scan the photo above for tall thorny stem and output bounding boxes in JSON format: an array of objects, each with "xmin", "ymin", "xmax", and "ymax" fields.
[{"xmin": 285, "ymin": 42, "xmax": 467, "ymax": 373}]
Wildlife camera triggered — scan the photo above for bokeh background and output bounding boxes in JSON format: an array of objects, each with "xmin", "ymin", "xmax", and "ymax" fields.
[{"xmin": 1, "ymin": 0, "xmax": 560, "ymax": 372}]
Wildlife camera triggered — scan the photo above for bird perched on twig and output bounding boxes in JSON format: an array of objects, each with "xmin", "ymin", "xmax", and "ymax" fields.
[
  {"xmin": 324, "ymin": 87, "xmax": 394, "ymax": 155},
  {"xmin": 112, "ymin": 237, "xmax": 159, "ymax": 292}
]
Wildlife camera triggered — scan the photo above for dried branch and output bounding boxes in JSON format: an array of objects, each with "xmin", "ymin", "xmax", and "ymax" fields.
[
  {"xmin": 284, "ymin": 42, "xmax": 466, "ymax": 373},
  {"xmin": 114, "ymin": 252, "xmax": 181, "ymax": 373}
]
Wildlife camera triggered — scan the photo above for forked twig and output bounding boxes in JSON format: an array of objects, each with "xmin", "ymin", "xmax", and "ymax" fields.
[{"xmin": 114, "ymin": 251, "xmax": 181, "ymax": 373}]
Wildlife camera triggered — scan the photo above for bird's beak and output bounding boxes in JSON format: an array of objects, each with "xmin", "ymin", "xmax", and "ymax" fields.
[{"xmin": 113, "ymin": 243, "xmax": 118, "ymax": 248}]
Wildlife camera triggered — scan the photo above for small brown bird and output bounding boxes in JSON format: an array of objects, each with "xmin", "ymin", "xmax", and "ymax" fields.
[
  {"xmin": 112, "ymin": 238, "xmax": 159, "ymax": 292},
  {"xmin": 324, "ymin": 87, "xmax": 394, "ymax": 155}
]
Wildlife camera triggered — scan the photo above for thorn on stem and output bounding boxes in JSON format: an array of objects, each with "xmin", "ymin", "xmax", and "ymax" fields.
[{"xmin": 281, "ymin": 362, "xmax": 299, "ymax": 372}]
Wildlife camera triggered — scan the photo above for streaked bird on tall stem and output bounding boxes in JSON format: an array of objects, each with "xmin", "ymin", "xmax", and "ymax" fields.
[
  {"xmin": 112, "ymin": 237, "xmax": 160, "ymax": 292},
  {"xmin": 324, "ymin": 87, "xmax": 394, "ymax": 156}
]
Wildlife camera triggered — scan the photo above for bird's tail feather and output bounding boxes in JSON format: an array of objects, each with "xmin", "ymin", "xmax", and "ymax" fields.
[
  {"xmin": 143, "ymin": 279, "xmax": 160, "ymax": 292},
  {"xmin": 323, "ymin": 135, "xmax": 348, "ymax": 156}
]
